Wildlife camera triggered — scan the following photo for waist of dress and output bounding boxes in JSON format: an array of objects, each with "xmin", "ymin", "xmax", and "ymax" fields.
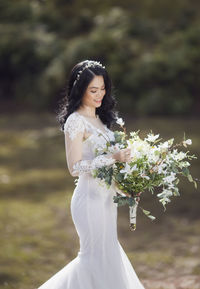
[{"xmin": 75, "ymin": 173, "xmax": 116, "ymax": 194}]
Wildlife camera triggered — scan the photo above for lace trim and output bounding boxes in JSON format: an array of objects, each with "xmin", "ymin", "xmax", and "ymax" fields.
[
  {"xmin": 64, "ymin": 113, "xmax": 85, "ymax": 140},
  {"xmin": 72, "ymin": 154, "xmax": 116, "ymax": 175}
]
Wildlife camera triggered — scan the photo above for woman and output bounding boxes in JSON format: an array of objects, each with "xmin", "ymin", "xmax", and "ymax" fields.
[{"xmin": 37, "ymin": 60, "xmax": 145, "ymax": 289}]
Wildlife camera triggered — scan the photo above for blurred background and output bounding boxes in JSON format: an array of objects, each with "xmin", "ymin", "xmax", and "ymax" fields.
[{"xmin": 0, "ymin": 0, "xmax": 200, "ymax": 288}]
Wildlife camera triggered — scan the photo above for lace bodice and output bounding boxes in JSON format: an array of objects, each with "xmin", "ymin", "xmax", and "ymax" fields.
[{"xmin": 63, "ymin": 111, "xmax": 116, "ymax": 177}]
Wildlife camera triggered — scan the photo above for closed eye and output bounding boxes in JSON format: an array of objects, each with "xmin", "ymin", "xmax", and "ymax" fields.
[{"xmin": 91, "ymin": 88, "xmax": 105, "ymax": 93}]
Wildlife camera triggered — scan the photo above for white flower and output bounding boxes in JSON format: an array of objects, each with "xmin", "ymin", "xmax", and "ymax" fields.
[
  {"xmin": 140, "ymin": 170, "xmax": 150, "ymax": 180},
  {"xmin": 141, "ymin": 174, "xmax": 150, "ymax": 180},
  {"xmin": 167, "ymin": 183, "xmax": 176, "ymax": 190},
  {"xmin": 158, "ymin": 141, "xmax": 169, "ymax": 150},
  {"xmin": 178, "ymin": 161, "xmax": 190, "ymax": 168},
  {"xmin": 145, "ymin": 133, "xmax": 160, "ymax": 143},
  {"xmin": 113, "ymin": 163, "xmax": 117, "ymax": 169},
  {"xmin": 159, "ymin": 197, "xmax": 171, "ymax": 206},
  {"xmin": 108, "ymin": 143, "xmax": 124, "ymax": 154},
  {"xmin": 129, "ymin": 139, "xmax": 152, "ymax": 161},
  {"xmin": 157, "ymin": 189, "xmax": 173, "ymax": 207},
  {"xmin": 172, "ymin": 151, "xmax": 187, "ymax": 161},
  {"xmin": 183, "ymin": 139, "xmax": 192, "ymax": 146},
  {"xmin": 130, "ymin": 131, "xmax": 139, "ymax": 139},
  {"xmin": 157, "ymin": 163, "xmax": 167, "ymax": 175},
  {"xmin": 131, "ymin": 164, "xmax": 138, "ymax": 171},
  {"xmin": 116, "ymin": 117, "xmax": 125, "ymax": 126},
  {"xmin": 163, "ymin": 172, "xmax": 176, "ymax": 184},
  {"xmin": 157, "ymin": 189, "xmax": 173, "ymax": 198},
  {"xmin": 120, "ymin": 163, "xmax": 137, "ymax": 179},
  {"xmin": 168, "ymin": 138, "xmax": 174, "ymax": 147},
  {"xmin": 147, "ymin": 147, "xmax": 160, "ymax": 163}
]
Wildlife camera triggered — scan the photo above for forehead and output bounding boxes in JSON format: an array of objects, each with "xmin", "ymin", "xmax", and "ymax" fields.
[{"xmin": 88, "ymin": 75, "xmax": 105, "ymax": 88}]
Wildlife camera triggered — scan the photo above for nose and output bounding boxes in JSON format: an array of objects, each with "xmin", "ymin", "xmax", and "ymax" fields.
[
  {"xmin": 96, "ymin": 92, "xmax": 102, "ymax": 99},
  {"xmin": 100, "ymin": 90, "xmax": 105, "ymax": 97}
]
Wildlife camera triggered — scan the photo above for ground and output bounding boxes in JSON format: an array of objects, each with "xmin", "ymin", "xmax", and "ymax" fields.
[{"xmin": 0, "ymin": 113, "xmax": 199, "ymax": 289}]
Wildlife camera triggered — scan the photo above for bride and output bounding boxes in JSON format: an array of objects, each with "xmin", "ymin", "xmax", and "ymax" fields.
[{"xmin": 37, "ymin": 60, "xmax": 145, "ymax": 289}]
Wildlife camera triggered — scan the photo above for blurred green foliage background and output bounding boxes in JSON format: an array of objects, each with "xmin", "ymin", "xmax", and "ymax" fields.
[
  {"xmin": 0, "ymin": 1, "xmax": 200, "ymax": 288},
  {"xmin": 0, "ymin": 0, "xmax": 200, "ymax": 115}
]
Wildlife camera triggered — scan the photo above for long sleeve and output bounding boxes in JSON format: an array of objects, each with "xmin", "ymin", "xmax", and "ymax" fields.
[{"xmin": 63, "ymin": 113, "xmax": 116, "ymax": 177}]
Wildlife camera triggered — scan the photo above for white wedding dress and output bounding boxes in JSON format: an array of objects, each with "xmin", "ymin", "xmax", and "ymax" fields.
[{"xmin": 37, "ymin": 111, "xmax": 145, "ymax": 289}]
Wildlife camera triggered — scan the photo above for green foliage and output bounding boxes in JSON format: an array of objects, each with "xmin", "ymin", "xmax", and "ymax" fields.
[
  {"xmin": 92, "ymin": 166, "xmax": 113, "ymax": 186},
  {"xmin": 182, "ymin": 167, "xmax": 198, "ymax": 188},
  {"xmin": 0, "ymin": 0, "xmax": 200, "ymax": 114},
  {"xmin": 142, "ymin": 209, "xmax": 156, "ymax": 221},
  {"xmin": 113, "ymin": 195, "xmax": 135, "ymax": 207}
]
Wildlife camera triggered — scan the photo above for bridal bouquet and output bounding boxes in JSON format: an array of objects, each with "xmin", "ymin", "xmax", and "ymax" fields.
[{"xmin": 91, "ymin": 117, "xmax": 197, "ymax": 231}]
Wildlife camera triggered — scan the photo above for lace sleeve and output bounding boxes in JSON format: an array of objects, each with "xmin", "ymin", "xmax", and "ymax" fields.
[
  {"xmin": 63, "ymin": 112, "xmax": 85, "ymax": 140},
  {"xmin": 64, "ymin": 113, "xmax": 116, "ymax": 177}
]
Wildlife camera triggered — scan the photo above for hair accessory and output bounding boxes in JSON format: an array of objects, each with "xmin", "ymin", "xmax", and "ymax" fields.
[{"xmin": 73, "ymin": 60, "xmax": 105, "ymax": 86}]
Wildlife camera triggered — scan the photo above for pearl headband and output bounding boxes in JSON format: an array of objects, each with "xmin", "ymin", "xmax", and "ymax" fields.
[{"xmin": 73, "ymin": 60, "xmax": 105, "ymax": 87}]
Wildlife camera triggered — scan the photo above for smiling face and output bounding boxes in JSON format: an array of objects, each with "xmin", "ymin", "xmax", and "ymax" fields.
[{"xmin": 81, "ymin": 75, "xmax": 106, "ymax": 108}]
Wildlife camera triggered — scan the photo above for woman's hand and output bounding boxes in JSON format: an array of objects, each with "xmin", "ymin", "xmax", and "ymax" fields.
[{"xmin": 112, "ymin": 148, "xmax": 132, "ymax": 163}]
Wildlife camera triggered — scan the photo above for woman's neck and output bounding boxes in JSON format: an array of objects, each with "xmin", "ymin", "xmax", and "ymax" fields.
[{"xmin": 77, "ymin": 105, "xmax": 97, "ymax": 118}]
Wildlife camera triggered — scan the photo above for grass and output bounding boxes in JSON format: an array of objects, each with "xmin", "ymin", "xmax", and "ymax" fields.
[{"xmin": 0, "ymin": 112, "xmax": 200, "ymax": 289}]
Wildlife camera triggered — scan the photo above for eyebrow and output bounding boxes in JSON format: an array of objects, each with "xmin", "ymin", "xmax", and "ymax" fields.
[{"xmin": 89, "ymin": 86, "xmax": 105, "ymax": 89}]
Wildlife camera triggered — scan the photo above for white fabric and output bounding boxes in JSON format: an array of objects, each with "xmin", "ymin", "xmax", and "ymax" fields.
[
  {"xmin": 37, "ymin": 111, "xmax": 145, "ymax": 289},
  {"xmin": 63, "ymin": 111, "xmax": 117, "ymax": 177}
]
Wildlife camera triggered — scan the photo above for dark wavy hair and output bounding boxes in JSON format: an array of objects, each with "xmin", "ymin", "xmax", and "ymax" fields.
[{"xmin": 56, "ymin": 60, "xmax": 119, "ymax": 131}]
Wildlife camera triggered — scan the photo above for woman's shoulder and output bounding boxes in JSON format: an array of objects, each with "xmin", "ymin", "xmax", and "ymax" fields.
[
  {"xmin": 64, "ymin": 111, "xmax": 79, "ymax": 122},
  {"xmin": 63, "ymin": 111, "xmax": 85, "ymax": 139}
]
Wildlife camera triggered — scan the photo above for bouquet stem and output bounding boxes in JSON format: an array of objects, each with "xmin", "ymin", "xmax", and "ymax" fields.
[
  {"xmin": 129, "ymin": 193, "xmax": 142, "ymax": 231},
  {"xmin": 129, "ymin": 201, "xmax": 138, "ymax": 231}
]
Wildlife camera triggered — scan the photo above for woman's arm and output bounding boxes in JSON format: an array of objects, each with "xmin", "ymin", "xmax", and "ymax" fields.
[{"xmin": 64, "ymin": 113, "xmax": 116, "ymax": 177}]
